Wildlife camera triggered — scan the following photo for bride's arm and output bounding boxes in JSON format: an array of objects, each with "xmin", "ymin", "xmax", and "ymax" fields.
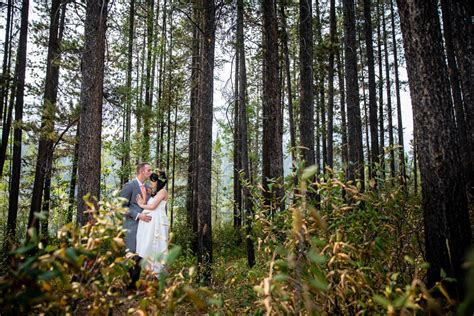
[{"xmin": 137, "ymin": 190, "xmax": 166, "ymax": 210}]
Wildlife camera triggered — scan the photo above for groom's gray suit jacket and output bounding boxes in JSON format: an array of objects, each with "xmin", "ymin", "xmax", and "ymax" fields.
[{"xmin": 120, "ymin": 179, "xmax": 150, "ymax": 253}]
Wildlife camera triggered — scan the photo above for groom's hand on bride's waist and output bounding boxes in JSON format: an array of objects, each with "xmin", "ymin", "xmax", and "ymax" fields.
[{"xmin": 138, "ymin": 213, "xmax": 152, "ymax": 222}]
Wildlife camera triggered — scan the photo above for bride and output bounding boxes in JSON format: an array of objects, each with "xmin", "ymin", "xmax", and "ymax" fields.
[{"xmin": 136, "ymin": 171, "xmax": 169, "ymax": 274}]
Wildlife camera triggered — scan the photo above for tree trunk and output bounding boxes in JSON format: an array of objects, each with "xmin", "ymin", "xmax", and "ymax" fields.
[
  {"xmin": 377, "ymin": 0, "xmax": 385, "ymax": 178},
  {"xmin": 122, "ymin": 0, "xmax": 135, "ymax": 186},
  {"xmin": 390, "ymin": 0, "xmax": 406, "ymax": 185},
  {"xmin": 5, "ymin": 0, "xmax": 29, "ymax": 247},
  {"xmin": 299, "ymin": 0, "xmax": 315, "ymax": 170},
  {"xmin": 166, "ymin": 10, "xmax": 174, "ymax": 178},
  {"xmin": 447, "ymin": 1, "xmax": 474, "ymax": 186},
  {"xmin": 343, "ymin": 0, "xmax": 364, "ymax": 188},
  {"xmin": 0, "ymin": 0, "xmax": 13, "ymax": 127},
  {"xmin": 327, "ymin": 0, "xmax": 336, "ymax": 169},
  {"xmin": 0, "ymin": 2, "xmax": 15, "ymax": 180},
  {"xmin": 337, "ymin": 50, "xmax": 348, "ymax": 177},
  {"xmin": 170, "ymin": 87, "xmax": 178, "ymax": 231},
  {"xmin": 315, "ymin": 0, "xmax": 326, "ymax": 171},
  {"xmin": 358, "ymin": 27, "xmax": 371, "ymax": 178},
  {"xmin": 233, "ymin": 45, "xmax": 242, "ymax": 236},
  {"xmin": 363, "ymin": 0, "xmax": 379, "ymax": 179},
  {"xmin": 280, "ymin": 4, "xmax": 296, "ymax": 164},
  {"xmin": 397, "ymin": 0, "xmax": 472, "ymax": 297},
  {"xmin": 158, "ymin": 0, "xmax": 168, "ymax": 168},
  {"xmin": 28, "ymin": 0, "xmax": 64, "ymax": 232},
  {"xmin": 67, "ymin": 123, "xmax": 80, "ymax": 223},
  {"xmin": 196, "ymin": 0, "xmax": 215, "ymax": 281},
  {"xmin": 262, "ymin": 0, "xmax": 284, "ymax": 213},
  {"xmin": 382, "ymin": 3, "xmax": 395, "ymax": 178},
  {"xmin": 187, "ymin": 0, "xmax": 200, "ymax": 253},
  {"xmin": 237, "ymin": 0, "xmax": 255, "ymax": 267},
  {"xmin": 76, "ymin": 0, "xmax": 109, "ymax": 226},
  {"xmin": 142, "ymin": 0, "xmax": 155, "ymax": 161},
  {"xmin": 40, "ymin": 156, "xmax": 53, "ymax": 244}
]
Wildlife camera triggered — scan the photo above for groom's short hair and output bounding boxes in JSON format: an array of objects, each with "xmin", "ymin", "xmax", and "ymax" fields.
[{"xmin": 136, "ymin": 162, "xmax": 150, "ymax": 174}]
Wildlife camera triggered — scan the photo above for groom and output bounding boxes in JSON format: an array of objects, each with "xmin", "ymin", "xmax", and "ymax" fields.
[{"xmin": 120, "ymin": 162, "xmax": 153, "ymax": 289}]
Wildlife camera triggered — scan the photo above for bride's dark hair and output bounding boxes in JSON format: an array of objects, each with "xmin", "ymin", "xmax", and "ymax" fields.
[{"xmin": 150, "ymin": 171, "xmax": 168, "ymax": 195}]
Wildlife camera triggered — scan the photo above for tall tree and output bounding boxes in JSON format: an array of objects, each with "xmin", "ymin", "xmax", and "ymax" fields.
[
  {"xmin": 236, "ymin": 0, "xmax": 255, "ymax": 266},
  {"xmin": 5, "ymin": 0, "xmax": 30, "ymax": 247},
  {"xmin": 67, "ymin": 122, "xmax": 80, "ymax": 223},
  {"xmin": 28, "ymin": 0, "xmax": 65, "ymax": 232},
  {"xmin": 315, "ymin": 0, "xmax": 326, "ymax": 170},
  {"xmin": 0, "ymin": 0, "xmax": 15, "ymax": 179},
  {"xmin": 343, "ymin": 0, "xmax": 364, "ymax": 187},
  {"xmin": 142, "ymin": 0, "xmax": 155, "ymax": 161},
  {"xmin": 262, "ymin": 0, "xmax": 284, "ymax": 212},
  {"xmin": 326, "ymin": 0, "xmax": 336, "ymax": 169},
  {"xmin": 377, "ymin": 0, "xmax": 385, "ymax": 178},
  {"xmin": 441, "ymin": 0, "xmax": 470, "ymax": 180},
  {"xmin": 390, "ymin": 0, "xmax": 406, "ymax": 185},
  {"xmin": 299, "ymin": 0, "xmax": 314, "ymax": 171},
  {"xmin": 186, "ymin": 0, "xmax": 200, "ymax": 253},
  {"xmin": 447, "ymin": 1, "xmax": 474, "ymax": 167},
  {"xmin": 279, "ymin": 4, "xmax": 296, "ymax": 164},
  {"xmin": 382, "ymin": 2, "xmax": 395, "ymax": 178},
  {"xmin": 121, "ymin": 0, "xmax": 135, "ymax": 186},
  {"xmin": 397, "ymin": 0, "xmax": 472, "ymax": 296},
  {"xmin": 233, "ymin": 42, "xmax": 242, "ymax": 235},
  {"xmin": 196, "ymin": 0, "xmax": 215, "ymax": 281},
  {"xmin": 363, "ymin": 0, "xmax": 379, "ymax": 179},
  {"xmin": 0, "ymin": 0, "xmax": 13, "ymax": 128},
  {"xmin": 337, "ymin": 50, "xmax": 348, "ymax": 176},
  {"xmin": 76, "ymin": 0, "xmax": 109, "ymax": 226}
]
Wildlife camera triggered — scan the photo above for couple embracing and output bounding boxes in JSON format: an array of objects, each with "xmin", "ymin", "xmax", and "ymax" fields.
[{"xmin": 120, "ymin": 162, "xmax": 169, "ymax": 287}]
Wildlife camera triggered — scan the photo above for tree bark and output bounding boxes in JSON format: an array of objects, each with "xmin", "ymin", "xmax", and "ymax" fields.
[
  {"xmin": 382, "ymin": 3, "xmax": 395, "ymax": 178},
  {"xmin": 196, "ymin": 0, "xmax": 215, "ymax": 281},
  {"xmin": 327, "ymin": 0, "xmax": 336, "ymax": 169},
  {"xmin": 280, "ymin": 4, "xmax": 296, "ymax": 164},
  {"xmin": 28, "ymin": 0, "xmax": 64, "ymax": 232},
  {"xmin": 390, "ymin": 0, "xmax": 406, "ymax": 185},
  {"xmin": 233, "ymin": 45, "xmax": 242, "ymax": 235},
  {"xmin": 67, "ymin": 122, "xmax": 80, "ymax": 223},
  {"xmin": 397, "ymin": 0, "xmax": 472, "ymax": 297},
  {"xmin": 377, "ymin": 0, "xmax": 385, "ymax": 178},
  {"xmin": 5, "ymin": 0, "xmax": 30, "ymax": 247},
  {"xmin": 76, "ymin": 0, "xmax": 109, "ymax": 226},
  {"xmin": 447, "ymin": 1, "xmax": 474, "ymax": 185},
  {"xmin": 0, "ymin": 0, "xmax": 13, "ymax": 127},
  {"xmin": 343, "ymin": 0, "xmax": 364, "ymax": 187},
  {"xmin": 122, "ymin": 0, "xmax": 135, "ymax": 186},
  {"xmin": 262, "ymin": 0, "xmax": 284, "ymax": 213},
  {"xmin": 363, "ymin": 0, "xmax": 379, "ymax": 179},
  {"xmin": 299, "ymin": 0, "xmax": 314, "ymax": 170},
  {"xmin": 237, "ymin": 0, "xmax": 255, "ymax": 267},
  {"xmin": 186, "ymin": 0, "xmax": 200, "ymax": 253},
  {"xmin": 337, "ymin": 50, "xmax": 348, "ymax": 177}
]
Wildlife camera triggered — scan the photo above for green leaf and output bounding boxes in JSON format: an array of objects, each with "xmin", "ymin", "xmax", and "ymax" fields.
[
  {"xmin": 38, "ymin": 269, "xmax": 62, "ymax": 281},
  {"xmin": 165, "ymin": 245, "xmax": 182, "ymax": 264},
  {"xmin": 13, "ymin": 243, "xmax": 36, "ymax": 255},
  {"xmin": 45, "ymin": 245, "xmax": 57, "ymax": 253},
  {"xmin": 308, "ymin": 250, "xmax": 326, "ymax": 265},
  {"xmin": 65, "ymin": 248, "xmax": 79, "ymax": 264},
  {"xmin": 301, "ymin": 165, "xmax": 318, "ymax": 180},
  {"xmin": 273, "ymin": 274, "xmax": 289, "ymax": 282},
  {"xmin": 309, "ymin": 275, "xmax": 328, "ymax": 291},
  {"xmin": 373, "ymin": 295, "xmax": 390, "ymax": 308}
]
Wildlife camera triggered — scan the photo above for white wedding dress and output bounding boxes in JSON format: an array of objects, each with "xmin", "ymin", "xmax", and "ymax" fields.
[{"xmin": 136, "ymin": 197, "xmax": 169, "ymax": 274}]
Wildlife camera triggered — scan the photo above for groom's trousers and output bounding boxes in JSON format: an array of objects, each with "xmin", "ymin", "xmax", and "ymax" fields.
[{"xmin": 128, "ymin": 255, "xmax": 142, "ymax": 289}]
